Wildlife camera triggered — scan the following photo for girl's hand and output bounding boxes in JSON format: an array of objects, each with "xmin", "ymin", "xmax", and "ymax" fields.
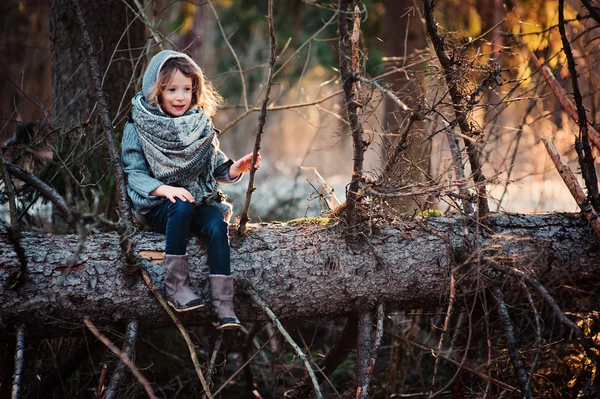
[
  {"xmin": 150, "ymin": 185, "xmax": 195, "ymax": 203},
  {"xmin": 229, "ymin": 152, "xmax": 261, "ymax": 179}
]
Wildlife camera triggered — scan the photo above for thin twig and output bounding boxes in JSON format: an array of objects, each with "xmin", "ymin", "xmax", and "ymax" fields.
[
  {"xmin": 357, "ymin": 303, "xmax": 385, "ymax": 399},
  {"xmin": 206, "ymin": 0, "xmax": 248, "ymax": 111},
  {"xmin": 213, "ymin": 332, "xmax": 277, "ymax": 397},
  {"xmin": 528, "ymin": 53, "xmax": 600, "ymax": 152},
  {"xmin": 130, "ymin": 0, "xmax": 167, "ymax": 50},
  {"xmin": 423, "ymin": 0, "xmax": 489, "ymax": 218},
  {"xmin": 248, "ymin": 289, "xmax": 323, "ymax": 399},
  {"xmin": 492, "ymin": 287, "xmax": 533, "ymax": 399},
  {"xmin": 519, "ymin": 280, "xmax": 542, "ymax": 395},
  {"xmin": 541, "ymin": 135, "xmax": 600, "ymax": 240},
  {"xmin": 431, "ymin": 272, "xmax": 455, "ymax": 390},
  {"xmin": 383, "ymin": 329, "xmax": 518, "ymax": 392},
  {"xmin": 139, "ymin": 268, "xmax": 214, "ymax": 399},
  {"xmin": 509, "ymin": 267, "xmax": 598, "ymax": 362},
  {"xmin": 238, "ymin": 0, "xmax": 277, "ymax": 234},
  {"xmin": 201, "ymin": 331, "xmax": 223, "ymax": 399},
  {"xmin": 104, "ymin": 320, "xmax": 139, "ymax": 399},
  {"xmin": 11, "ymin": 325, "xmax": 25, "ymax": 399},
  {"xmin": 558, "ymin": 0, "xmax": 600, "ymax": 211},
  {"xmin": 83, "ymin": 319, "xmax": 157, "ymax": 399}
]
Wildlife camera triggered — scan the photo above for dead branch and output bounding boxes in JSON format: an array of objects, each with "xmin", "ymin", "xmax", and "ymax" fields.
[
  {"xmin": 338, "ymin": 0, "xmax": 368, "ymax": 225},
  {"xmin": 528, "ymin": 54, "xmax": 600, "ymax": 152},
  {"xmin": 581, "ymin": 0, "xmax": 600, "ymax": 25},
  {"xmin": 139, "ymin": 268, "xmax": 214, "ymax": 398},
  {"xmin": 509, "ymin": 267, "xmax": 598, "ymax": 363},
  {"xmin": 249, "ymin": 289, "xmax": 323, "ymax": 399},
  {"xmin": 84, "ymin": 318, "xmax": 157, "ymax": 399},
  {"xmin": 558, "ymin": 0, "xmax": 600, "ymax": 211},
  {"xmin": 104, "ymin": 319, "xmax": 139, "ymax": 399},
  {"xmin": 423, "ymin": 0, "xmax": 489, "ymax": 218},
  {"xmin": 356, "ymin": 310, "xmax": 374, "ymax": 390},
  {"xmin": 11, "ymin": 325, "xmax": 25, "ymax": 399},
  {"xmin": 202, "ymin": 331, "xmax": 223, "ymax": 399},
  {"xmin": 541, "ymin": 135, "xmax": 600, "ymax": 240},
  {"xmin": 492, "ymin": 287, "xmax": 533, "ymax": 399},
  {"xmin": 384, "ymin": 329, "xmax": 518, "ymax": 393},
  {"xmin": 357, "ymin": 303, "xmax": 385, "ymax": 399},
  {"xmin": 432, "ymin": 273, "xmax": 456, "ymax": 390},
  {"xmin": 238, "ymin": 0, "xmax": 276, "ymax": 234}
]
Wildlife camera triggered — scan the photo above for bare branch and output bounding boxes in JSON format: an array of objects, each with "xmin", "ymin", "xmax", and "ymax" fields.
[
  {"xmin": 84, "ymin": 318, "xmax": 157, "ymax": 399},
  {"xmin": 249, "ymin": 289, "xmax": 323, "ymax": 399},
  {"xmin": 207, "ymin": 0, "xmax": 249, "ymax": 111},
  {"xmin": 558, "ymin": 0, "xmax": 600, "ymax": 211},
  {"xmin": 139, "ymin": 268, "xmax": 214, "ymax": 398},
  {"xmin": 338, "ymin": 0, "xmax": 367, "ymax": 225},
  {"xmin": 423, "ymin": 0, "xmax": 489, "ymax": 218},
  {"xmin": 492, "ymin": 287, "xmax": 533, "ymax": 399},
  {"xmin": 357, "ymin": 303, "xmax": 385, "ymax": 399},
  {"xmin": 11, "ymin": 325, "xmax": 25, "ymax": 399},
  {"xmin": 238, "ymin": 0, "xmax": 277, "ymax": 234},
  {"xmin": 104, "ymin": 319, "xmax": 139, "ymax": 399},
  {"xmin": 541, "ymin": 135, "xmax": 600, "ymax": 240}
]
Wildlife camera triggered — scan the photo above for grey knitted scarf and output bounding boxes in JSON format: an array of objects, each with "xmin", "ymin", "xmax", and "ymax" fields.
[{"xmin": 131, "ymin": 93, "xmax": 231, "ymax": 215}]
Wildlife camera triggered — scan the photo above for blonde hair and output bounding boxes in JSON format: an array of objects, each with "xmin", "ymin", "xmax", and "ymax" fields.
[{"xmin": 146, "ymin": 56, "xmax": 223, "ymax": 117}]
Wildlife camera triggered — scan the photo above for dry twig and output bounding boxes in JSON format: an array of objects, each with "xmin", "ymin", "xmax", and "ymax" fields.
[
  {"xmin": 541, "ymin": 135, "xmax": 600, "ymax": 240},
  {"xmin": 249, "ymin": 289, "xmax": 323, "ymax": 399},
  {"xmin": 11, "ymin": 325, "xmax": 25, "ymax": 399},
  {"xmin": 104, "ymin": 320, "xmax": 139, "ymax": 399},
  {"xmin": 83, "ymin": 318, "xmax": 157, "ymax": 399}
]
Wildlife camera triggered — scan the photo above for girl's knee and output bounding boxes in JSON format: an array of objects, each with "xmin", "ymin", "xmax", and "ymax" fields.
[{"xmin": 168, "ymin": 199, "xmax": 195, "ymax": 218}]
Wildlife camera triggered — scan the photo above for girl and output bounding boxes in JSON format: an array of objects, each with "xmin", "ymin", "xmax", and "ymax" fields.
[{"xmin": 122, "ymin": 50, "xmax": 260, "ymax": 330}]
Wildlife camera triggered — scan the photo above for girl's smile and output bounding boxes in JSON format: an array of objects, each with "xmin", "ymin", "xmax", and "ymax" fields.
[{"xmin": 160, "ymin": 69, "xmax": 193, "ymax": 117}]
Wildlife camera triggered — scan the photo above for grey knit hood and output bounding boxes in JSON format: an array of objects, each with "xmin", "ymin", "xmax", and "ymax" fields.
[{"xmin": 142, "ymin": 50, "xmax": 202, "ymax": 99}]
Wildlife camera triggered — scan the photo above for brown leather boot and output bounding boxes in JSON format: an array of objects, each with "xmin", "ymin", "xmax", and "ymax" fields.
[
  {"xmin": 210, "ymin": 275, "xmax": 241, "ymax": 330},
  {"xmin": 163, "ymin": 254, "xmax": 204, "ymax": 312}
]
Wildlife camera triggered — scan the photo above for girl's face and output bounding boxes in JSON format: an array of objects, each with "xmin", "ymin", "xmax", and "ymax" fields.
[{"xmin": 160, "ymin": 69, "xmax": 193, "ymax": 117}]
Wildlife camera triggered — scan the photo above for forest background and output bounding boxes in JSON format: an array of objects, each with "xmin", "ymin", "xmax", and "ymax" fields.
[{"xmin": 1, "ymin": 0, "xmax": 600, "ymax": 398}]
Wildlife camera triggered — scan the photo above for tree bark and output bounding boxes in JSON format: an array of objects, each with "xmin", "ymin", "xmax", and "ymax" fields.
[
  {"xmin": 1, "ymin": 213, "xmax": 599, "ymax": 340},
  {"xmin": 49, "ymin": 0, "xmax": 145, "ymax": 123}
]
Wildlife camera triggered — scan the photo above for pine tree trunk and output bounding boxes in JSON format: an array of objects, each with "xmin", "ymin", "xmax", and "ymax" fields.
[{"xmin": 1, "ymin": 213, "xmax": 598, "ymax": 340}]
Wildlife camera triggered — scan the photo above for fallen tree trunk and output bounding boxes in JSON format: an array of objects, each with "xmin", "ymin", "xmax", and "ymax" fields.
[{"xmin": 0, "ymin": 213, "xmax": 598, "ymax": 340}]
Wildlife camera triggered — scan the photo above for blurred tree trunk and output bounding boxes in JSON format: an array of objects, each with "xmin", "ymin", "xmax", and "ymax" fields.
[
  {"xmin": 1, "ymin": 213, "xmax": 598, "ymax": 340},
  {"xmin": 0, "ymin": 0, "xmax": 52, "ymax": 140},
  {"xmin": 49, "ymin": 0, "xmax": 145, "ymax": 124},
  {"xmin": 382, "ymin": 0, "xmax": 430, "ymax": 213}
]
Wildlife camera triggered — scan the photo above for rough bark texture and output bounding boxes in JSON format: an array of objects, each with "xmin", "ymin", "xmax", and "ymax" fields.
[{"xmin": 0, "ymin": 213, "xmax": 599, "ymax": 340}]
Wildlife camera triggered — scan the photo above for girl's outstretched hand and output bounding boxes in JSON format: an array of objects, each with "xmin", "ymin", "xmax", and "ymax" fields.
[
  {"xmin": 229, "ymin": 152, "xmax": 261, "ymax": 179},
  {"xmin": 150, "ymin": 185, "xmax": 195, "ymax": 203}
]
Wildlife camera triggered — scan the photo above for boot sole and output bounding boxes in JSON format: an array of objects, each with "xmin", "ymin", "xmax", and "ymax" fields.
[
  {"xmin": 213, "ymin": 321, "xmax": 241, "ymax": 330},
  {"xmin": 167, "ymin": 301, "xmax": 205, "ymax": 312}
]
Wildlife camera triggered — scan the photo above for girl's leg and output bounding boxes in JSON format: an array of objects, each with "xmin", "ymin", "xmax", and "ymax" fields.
[
  {"xmin": 144, "ymin": 199, "xmax": 203, "ymax": 311},
  {"xmin": 145, "ymin": 199, "xmax": 194, "ymax": 255},
  {"xmin": 190, "ymin": 205, "xmax": 231, "ymax": 275},
  {"xmin": 191, "ymin": 205, "xmax": 240, "ymax": 329}
]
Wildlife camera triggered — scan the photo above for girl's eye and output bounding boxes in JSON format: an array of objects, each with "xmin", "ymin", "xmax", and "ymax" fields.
[
  {"xmin": 185, "ymin": 88, "xmax": 191, "ymax": 92},
  {"xmin": 168, "ymin": 88, "xmax": 176, "ymax": 92}
]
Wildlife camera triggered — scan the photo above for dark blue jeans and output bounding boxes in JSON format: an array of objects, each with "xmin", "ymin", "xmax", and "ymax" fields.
[{"xmin": 145, "ymin": 199, "xmax": 231, "ymax": 275}]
